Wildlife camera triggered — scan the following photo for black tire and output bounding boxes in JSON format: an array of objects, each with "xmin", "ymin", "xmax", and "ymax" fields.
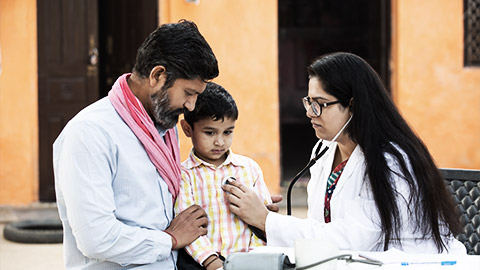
[{"xmin": 3, "ymin": 219, "xmax": 63, "ymax": 244}]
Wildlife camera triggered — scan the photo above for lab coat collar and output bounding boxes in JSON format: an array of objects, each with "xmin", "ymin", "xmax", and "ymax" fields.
[{"xmin": 319, "ymin": 143, "xmax": 365, "ymax": 194}]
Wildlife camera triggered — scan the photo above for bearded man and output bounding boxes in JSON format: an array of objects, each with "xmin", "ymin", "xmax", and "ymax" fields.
[{"xmin": 53, "ymin": 20, "xmax": 219, "ymax": 269}]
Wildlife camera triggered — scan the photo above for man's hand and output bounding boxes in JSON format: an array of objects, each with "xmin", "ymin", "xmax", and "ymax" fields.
[
  {"xmin": 222, "ymin": 181, "xmax": 269, "ymax": 231},
  {"xmin": 266, "ymin": 194, "xmax": 283, "ymax": 213},
  {"xmin": 164, "ymin": 205, "xmax": 208, "ymax": 249}
]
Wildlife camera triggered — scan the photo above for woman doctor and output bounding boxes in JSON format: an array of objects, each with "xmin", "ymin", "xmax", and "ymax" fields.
[{"xmin": 223, "ymin": 52, "xmax": 466, "ymax": 253}]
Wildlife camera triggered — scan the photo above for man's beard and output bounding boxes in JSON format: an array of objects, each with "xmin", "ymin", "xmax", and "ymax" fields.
[{"xmin": 150, "ymin": 87, "xmax": 185, "ymax": 130}]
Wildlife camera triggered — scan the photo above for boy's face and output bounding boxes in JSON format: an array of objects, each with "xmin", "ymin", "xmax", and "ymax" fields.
[{"xmin": 185, "ymin": 117, "xmax": 236, "ymax": 167}]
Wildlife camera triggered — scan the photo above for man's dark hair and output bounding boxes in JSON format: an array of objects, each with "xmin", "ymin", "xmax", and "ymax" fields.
[
  {"xmin": 184, "ymin": 82, "xmax": 238, "ymax": 128},
  {"xmin": 133, "ymin": 20, "xmax": 219, "ymax": 88}
]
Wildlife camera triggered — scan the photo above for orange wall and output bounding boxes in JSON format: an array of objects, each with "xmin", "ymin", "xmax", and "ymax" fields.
[
  {"xmin": 0, "ymin": 0, "xmax": 39, "ymax": 204},
  {"xmin": 160, "ymin": 0, "xmax": 281, "ymax": 193},
  {"xmin": 392, "ymin": 1, "xmax": 480, "ymax": 169},
  {"xmin": 3, "ymin": 1, "xmax": 477, "ymax": 205}
]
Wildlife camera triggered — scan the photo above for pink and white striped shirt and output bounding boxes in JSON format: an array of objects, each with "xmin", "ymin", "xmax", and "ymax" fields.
[{"xmin": 174, "ymin": 149, "xmax": 272, "ymax": 264}]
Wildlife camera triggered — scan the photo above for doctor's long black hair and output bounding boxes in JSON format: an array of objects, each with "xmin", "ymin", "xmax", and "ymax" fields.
[{"xmin": 307, "ymin": 52, "xmax": 461, "ymax": 252}]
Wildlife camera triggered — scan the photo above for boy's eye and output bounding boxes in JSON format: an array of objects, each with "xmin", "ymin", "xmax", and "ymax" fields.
[
  {"xmin": 224, "ymin": 130, "xmax": 233, "ymax": 135},
  {"xmin": 204, "ymin": 131, "xmax": 215, "ymax": 136}
]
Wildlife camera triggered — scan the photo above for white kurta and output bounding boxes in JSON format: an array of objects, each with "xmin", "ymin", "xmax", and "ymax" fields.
[
  {"xmin": 266, "ymin": 141, "xmax": 466, "ymax": 254},
  {"xmin": 54, "ymin": 97, "xmax": 177, "ymax": 269}
]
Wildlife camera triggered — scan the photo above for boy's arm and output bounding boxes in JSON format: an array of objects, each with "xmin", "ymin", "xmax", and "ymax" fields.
[
  {"xmin": 251, "ymin": 161, "xmax": 273, "ymax": 205},
  {"xmin": 174, "ymin": 170, "xmax": 197, "ymax": 214},
  {"xmin": 174, "ymin": 170, "xmax": 220, "ymax": 265},
  {"xmin": 248, "ymin": 160, "xmax": 273, "ymax": 246},
  {"xmin": 249, "ymin": 229, "xmax": 266, "ymax": 248}
]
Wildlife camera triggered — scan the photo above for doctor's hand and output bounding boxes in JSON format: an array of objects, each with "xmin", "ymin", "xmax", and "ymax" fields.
[
  {"xmin": 164, "ymin": 205, "xmax": 208, "ymax": 249},
  {"xmin": 222, "ymin": 181, "xmax": 269, "ymax": 231},
  {"xmin": 266, "ymin": 194, "xmax": 283, "ymax": 213}
]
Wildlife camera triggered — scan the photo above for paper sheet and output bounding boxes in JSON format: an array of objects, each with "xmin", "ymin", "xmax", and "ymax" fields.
[{"xmin": 358, "ymin": 248, "xmax": 460, "ymax": 267}]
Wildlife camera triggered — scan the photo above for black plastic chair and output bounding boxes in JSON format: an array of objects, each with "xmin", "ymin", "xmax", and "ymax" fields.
[{"xmin": 441, "ymin": 168, "xmax": 480, "ymax": 255}]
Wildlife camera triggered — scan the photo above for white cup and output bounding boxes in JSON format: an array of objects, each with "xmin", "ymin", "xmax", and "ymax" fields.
[{"xmin": 294, "ymin": 239, "xmax": 339, "ymax": 270}]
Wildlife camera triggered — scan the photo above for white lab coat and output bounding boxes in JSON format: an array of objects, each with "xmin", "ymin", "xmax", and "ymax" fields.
[{"xmin": 266, "ymin": 141, "xmax": 466, "ymax": 254}]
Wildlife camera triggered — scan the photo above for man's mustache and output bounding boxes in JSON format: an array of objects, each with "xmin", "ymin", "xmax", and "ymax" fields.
[{"xmin": 167, "ymin": 108, "xmax": 186, "ymax": 117}]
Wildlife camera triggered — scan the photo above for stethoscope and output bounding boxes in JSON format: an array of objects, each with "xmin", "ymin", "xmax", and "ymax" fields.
[{"xmin": 286, "ymin": 114, "xmax": 353, "ymax": 215}]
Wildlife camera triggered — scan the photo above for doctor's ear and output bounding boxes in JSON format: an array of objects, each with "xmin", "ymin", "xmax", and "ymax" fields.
[{"xmin": 349, "ymin": 98, "xmax": 354, "ymax": 110}]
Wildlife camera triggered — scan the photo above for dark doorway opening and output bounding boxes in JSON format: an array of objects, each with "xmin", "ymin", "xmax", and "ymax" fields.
[
  {"xmin": 37, "ymin": 0, "xmax": 100, "ymax": 201},
  {"xmin": 98, "ymin": 0, "xmax": 158, "ymax": 98},
  {"xmin": 278, "ymin": 0, "xmax": 391, "ymax": 184},
  {"xmin": 38, "ymin": 0, "xmax": 158, "ymax": 201}
]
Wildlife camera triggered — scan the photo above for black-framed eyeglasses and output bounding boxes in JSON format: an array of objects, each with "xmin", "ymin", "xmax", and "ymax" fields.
[{"xmin": 302, "ymin": 96, "xmax": 340, "ymax": 117}]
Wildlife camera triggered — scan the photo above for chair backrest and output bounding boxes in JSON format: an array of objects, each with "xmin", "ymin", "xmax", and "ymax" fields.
[{"xmin": 441, "ymin": 168, "xmax": 480, "ymax": 255}]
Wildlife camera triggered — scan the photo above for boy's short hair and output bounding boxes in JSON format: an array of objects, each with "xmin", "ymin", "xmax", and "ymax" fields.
[{"xmin": 184, "ymin": 82, "xmax": 238, "ymax": 128}]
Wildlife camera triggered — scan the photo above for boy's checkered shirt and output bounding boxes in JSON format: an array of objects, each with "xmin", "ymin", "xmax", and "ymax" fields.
[{"xmin": 174, "ymin": 149, "xmax": 272, "ymax": 265}]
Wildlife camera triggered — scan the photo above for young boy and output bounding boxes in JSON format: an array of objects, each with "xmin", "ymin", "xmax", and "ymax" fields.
[{"xmin": 175, "ymin": 82, "xmax": 272, "ymax": 270}]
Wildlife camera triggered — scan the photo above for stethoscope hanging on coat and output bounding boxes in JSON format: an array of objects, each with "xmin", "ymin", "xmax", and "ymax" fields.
[{"xmin": 286, "ymin": 114, "xmax": 353, "ymax": 215}]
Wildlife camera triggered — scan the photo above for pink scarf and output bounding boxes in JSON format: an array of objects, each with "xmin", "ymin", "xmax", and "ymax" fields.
[{"xmin": 108, "ymin": 73, "xmax": 181, "ymax": 201}]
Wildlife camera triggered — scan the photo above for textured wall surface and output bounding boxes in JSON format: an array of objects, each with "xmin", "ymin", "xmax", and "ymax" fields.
[
  {"xmin": 161, "ymin": 0, "xmax": 281, "ymax": 193},
  {"xmin": 393, "ymin": 0, "xmax": 480, "ymax": 169},
  {"xmin": 0, "ymin": 0, "xmax": 38, "ymax": 204}
]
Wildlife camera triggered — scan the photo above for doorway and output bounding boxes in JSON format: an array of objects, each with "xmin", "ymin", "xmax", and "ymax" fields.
[
  {"xmin": 98, "ymin": 0, "xmax": 158, "ymax": 97},
  {"xmin": 37, "ymin": 0, "xmax": 158, "ymax": 201},
  {"xmin": 278, "ymin": 0, "xmax": 391, "ymax": 184}
]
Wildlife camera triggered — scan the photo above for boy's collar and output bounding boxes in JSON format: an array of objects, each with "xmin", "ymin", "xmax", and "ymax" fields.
[{"xmin": 184, "ymin": 149, "xmax": 244, "ymax": 169}]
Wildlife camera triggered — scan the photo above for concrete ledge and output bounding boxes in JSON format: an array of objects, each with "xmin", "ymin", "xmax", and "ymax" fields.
[{"xmin": 0, "ymin": 203, "xmax": 59, "ymax": 224}]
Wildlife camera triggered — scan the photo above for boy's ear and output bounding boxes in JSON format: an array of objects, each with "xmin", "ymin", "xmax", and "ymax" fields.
[{"xmin": 180, "ymin": 119, "xmax": 193, "ymax": 137}]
